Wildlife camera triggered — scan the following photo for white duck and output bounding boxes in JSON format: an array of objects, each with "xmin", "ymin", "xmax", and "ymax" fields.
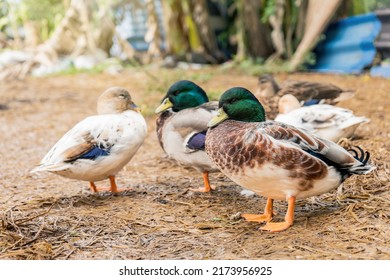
[
  {"xmin": 32, "ymin": 87, "xmax": 147, "ymax": 193},
  {"xmin": 275, "ymin": 94, "xmax": 369, "ymax": 142}
]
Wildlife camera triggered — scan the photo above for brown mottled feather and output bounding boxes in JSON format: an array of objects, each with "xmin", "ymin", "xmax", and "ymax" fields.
[
  {"xmin": 256, "ymin": 76, "xmax": 355, "ymax": 119},
  {"xmin": 280, "ymin": 80, "xmax": 348, "ymax": 101},
  {"xmin": 62, "ymin": 133, "xmax": 96, "ymax": 163},
  {"xmin": 206, "ymin": 121, "xmax": 328, "ymax": 186},
  {"xmin": 156, "ymin": 110, "xmax": 172, "ymax": 150}
]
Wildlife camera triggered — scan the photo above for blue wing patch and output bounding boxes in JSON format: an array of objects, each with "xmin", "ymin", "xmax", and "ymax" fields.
[
  {"xmin": 303, "ymin": 99, "xmax": 321, "ymax": 106},
  {"xmin": 79, "ymin": 146, "xmax": 110, "ymax": 160},
  {"xmin": 186, "ymin": 131, "xmax": 206, "ymax": 151}
]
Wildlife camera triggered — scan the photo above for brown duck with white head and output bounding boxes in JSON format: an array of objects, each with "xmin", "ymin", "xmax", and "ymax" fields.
[{"xmin": 206, "ymin": 87, "xmax": 375, "ymax": 232}]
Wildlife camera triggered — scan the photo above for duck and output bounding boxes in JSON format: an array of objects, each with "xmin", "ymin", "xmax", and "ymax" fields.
[
  {"xmin": 155, "ymin": 80, "xmax": 219, "ymax": 192},
  {"xmin": 205, "ymin": 87, "xmax": 375, "ymax": 232},
  {"xmin": 32, "ymin": 87, "xmax": 147, "ymax": 193},
  {"xmin": 275, "ymin": 94, "xmax": 370, "ymax": 142},
  {"xmin": 255, "ymin": 74, "xmax": 355, "ymax": 119}
]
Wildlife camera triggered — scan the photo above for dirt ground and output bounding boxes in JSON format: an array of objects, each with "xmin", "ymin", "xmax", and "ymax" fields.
[{"xmin": 0, "ymin": 67, "xmax": 389, "ymax": 260}]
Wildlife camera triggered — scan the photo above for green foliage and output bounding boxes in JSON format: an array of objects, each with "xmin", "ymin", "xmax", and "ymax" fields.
[
  {"xmin": 351, "ymin": 0, "xmax": 377, "ymax": 14},
  {"xmin": 0, "ymin": 0, "xmax": 65, "ymax": 41},
  {"xmin": 261, "ymin": 0, "xmax": 276, "ymax": 23},
  {"xmin": 18, "ymin": 0, "xmax": 64, "ymax": 22}
]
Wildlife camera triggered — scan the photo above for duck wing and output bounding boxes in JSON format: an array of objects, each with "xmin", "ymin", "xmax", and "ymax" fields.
[
  {"xmin": 280, "ymin": 80, "xmax": 354, "ymax": 105},
  {"xmin": 33, "ymin": 115, "xmax": 124, "ymax": 172},
  {"xmin": 260, "ymin": 121, "xmax": 372, "ymax": 175},
  {"xmin": 173, "ymin": 101, "xmax": 218, "ymax": 152}
]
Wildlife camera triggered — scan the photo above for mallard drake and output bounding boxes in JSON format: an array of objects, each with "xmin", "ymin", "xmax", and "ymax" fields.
[
  {"xmin": 155, "ymin": 80, "xmax": 219, "ymax": 192},
  {"xmin": 255, "ymin": 74, "xmax": 355, "ymax": 119},
  {"xmin": 275, "ymin": 94, "xmax": 370, "ymax": 142},
  {"xmin": 206, "ymin": 87, "xmax": 375, "ymax": 232},
  {"xmin": 32, "ymin": 87, "xmax": 147, "ymax": 193}
]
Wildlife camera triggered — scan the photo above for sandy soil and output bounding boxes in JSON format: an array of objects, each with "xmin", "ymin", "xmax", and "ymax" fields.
[{"xmin": 0, "ymin": 68, "xmax": 389, "ymax": 259}]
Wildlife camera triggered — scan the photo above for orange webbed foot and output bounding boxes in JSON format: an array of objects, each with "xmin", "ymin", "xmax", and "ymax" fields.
[
  {"xmin": 241, "ymin": 213, "xmax": 273, "ymax": 223},
  {"xmin": 190, "ymin": 171, "xmax": 215, "ymax": 193},
  {"xmin": 260, "ymin": 221, "xmax": 293, "ymax": 232},
  {"xmin": 260, "ymin": 196, "xmax": 296, "ymax": 232},
  {"xmin": 190, "ymin": 187, "xmax": 209, "ymax": 193},
  {"xmin": 242, "ymin": 198, "xmax": 274, "ymax": 223},
  {"xmin": 95, "ymin": 186, "xmax": 133, "ymax": 193}
]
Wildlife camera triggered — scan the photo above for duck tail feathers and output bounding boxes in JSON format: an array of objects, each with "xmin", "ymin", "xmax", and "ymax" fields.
[
  {"xmin": 339, "ymin": 116, "xmax": 370, "ymax": 130},
  {"xmin": 334, "ymin": 91, "xmax": 355, "ymax": 102},
  {"xmin": 31, "ymin": 163, "xmax": 68, "ymax": 173},
  {"xmin": 347, "ymin": 146, "xmax": 375, "ymax": 175}
]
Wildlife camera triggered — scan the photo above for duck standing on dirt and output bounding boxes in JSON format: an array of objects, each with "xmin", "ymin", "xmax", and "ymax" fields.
[
  {"xmin": 205, "ymin": 87, "xmax": 375, "ymax": 232},
  {"xmin": 255, "ymin": 74, "xmax": 355, "ymax": 119},
  {"xmin": 275, "ymin": 94, "xmax": 370, "ymax": 142},
  {"xmin": 32, "ymin": 87, "xmax": 147, "ymax": 193},
  {"xmin": 155, "ymin": 80, "xmax": 219, "ymax": 192}
]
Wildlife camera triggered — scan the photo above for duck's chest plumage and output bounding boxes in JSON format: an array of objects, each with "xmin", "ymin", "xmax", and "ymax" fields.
[
  {"xmin": 205, "ymin": 121, "xmax": 342, "ymax": 200},
  {"xmin": 156, "ymin": 105, "xmax": 218, "ymax": 172},
  {"xmin": 156, "ymin": 110, "xmax": 172, "ymax": 150}
]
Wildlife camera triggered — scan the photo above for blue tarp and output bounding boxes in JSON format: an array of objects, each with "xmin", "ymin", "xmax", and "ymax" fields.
[{"xmin": 310, "ymin": 13, "xmax": 381, "ymax": 74}]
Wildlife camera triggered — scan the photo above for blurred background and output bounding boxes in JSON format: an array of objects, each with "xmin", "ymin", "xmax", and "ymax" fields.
[{"xmin": 1, "ymin": 0, "xmax": 390, "ymax": 79}]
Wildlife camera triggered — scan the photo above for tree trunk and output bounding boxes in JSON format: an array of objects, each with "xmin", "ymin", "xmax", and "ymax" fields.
[
  {"xmin": 145, "ymin": 0, "xmax": 163, "ymax": 57},
  {"xmin": 243, "ymin": 0, "xmax": 273, "ymax": 59},
  {"xmin": 23, "ymin": 21, "xmax": 41, "ymax": 48},
  {"xmin": 189, "ymin": 0, "xmax": 225, "ymax": 63},
  {"xmin": 235, "ymin": 0, "xmax": 247, "ymax": 61},
  {"xmin": 289, "ymin": 0, "xmax": 342, "ymax": 70},
  {"xmin": 161, "ymin": 0, "xmax": 190, "ymax": 56},
  {"xmin": 268, "ymin": 0, "xmax": 286, "ymax": 61},
  {"xmin": 295, "ymin": 0, "xmax": 308, "ymax": 47}
]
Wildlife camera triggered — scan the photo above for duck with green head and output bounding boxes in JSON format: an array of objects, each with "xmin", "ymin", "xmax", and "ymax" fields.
[
  {"xmin": 155, "ymin": 80, "xmax": 219, "ymax": 192},
  {"xmin": 206, "ymin": 87, "xmax": 375, "ymax": 232}
]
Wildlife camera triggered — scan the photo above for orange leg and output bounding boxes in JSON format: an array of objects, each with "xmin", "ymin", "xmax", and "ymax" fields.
[
  {"xmin": 241, "ymin": 198, "xmax": 274, "ymax": 222},
  {"xmin": 190, "ymin": 171, "xmax": 214, "ymax": 193},
  {"xmin": 260, "ymin": 196, "xmax": 296, "ymax": 232},
  {"xmin": 89, "ymin": 182, "xmax": 98, "ymax": 193},
  {"xmin": 90, "ymin": 176, "xmax": 132, "ymax": 193},
  {"xmin": 109, "ymin": 175, "xmax": 118, "ymax": 193}
]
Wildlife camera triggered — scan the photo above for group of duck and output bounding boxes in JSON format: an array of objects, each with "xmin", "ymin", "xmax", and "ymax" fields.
[{"xmin": 32, "ymin": 75, "xmax": 375, "ymax": 232}]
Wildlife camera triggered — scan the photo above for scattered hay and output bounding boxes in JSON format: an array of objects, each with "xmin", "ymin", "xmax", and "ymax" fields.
[{"xmin": 0, "ymin": 71, "xmax": 389, "ymax": 259}]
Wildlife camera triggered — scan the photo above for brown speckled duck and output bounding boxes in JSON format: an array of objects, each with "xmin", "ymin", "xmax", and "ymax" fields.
[
  {"xmin": 155, "ymin": 80, "xmax": 219, "ymax": 192},
  {"xmin": 255, "ymin": 74, "xmax": 355, "ymax": 119},
  {"xmin": 205, "ymin": 87, "xmax": 375, "ymax": 232}
]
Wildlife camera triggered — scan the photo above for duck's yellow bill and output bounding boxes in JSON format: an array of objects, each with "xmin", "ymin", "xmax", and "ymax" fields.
[
  {"xmin": 155, "ymin": 98, "xmax": 173, "ymax": 113},
  {"xmin": 208, "ymin": 108, "xmax": 229, "ymax": 127}
]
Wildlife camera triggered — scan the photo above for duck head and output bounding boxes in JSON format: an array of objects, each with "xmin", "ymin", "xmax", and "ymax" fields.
[
  {"xmin": 155, "ymin": 80, "xmax": 209, "ymax": 113},
  {"xmin": 208, "ymin": 87, "xmax": 266, "ymax": 127},
  {"xmin": 97, "ymin": 87, "xmax": 139, "ymax": 114},
  {"xmin": 256, "ymin": 74, "xmax": 280, "ymax": 98}
]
